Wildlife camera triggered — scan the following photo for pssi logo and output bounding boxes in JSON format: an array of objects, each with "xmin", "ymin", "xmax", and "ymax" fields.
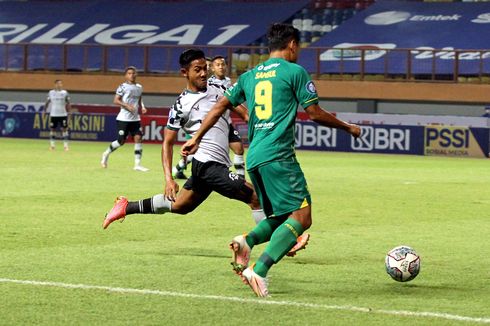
[
  {"xmin": 351, "ymin": 126, "xmax": 411, "ymax": 151},
  {"xmin": 425, "ymin": 127, "xmax": 469, "ymax": 148}
]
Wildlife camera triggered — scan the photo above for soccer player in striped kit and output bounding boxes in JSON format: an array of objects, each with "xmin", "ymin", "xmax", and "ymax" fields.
[
  {"xmin": 101, "ymin": 66, "xmax": 149, "ymax": 171},
  {"xmin": 44, "ymin": 79, "xmax": 71, "ymax": 151}
]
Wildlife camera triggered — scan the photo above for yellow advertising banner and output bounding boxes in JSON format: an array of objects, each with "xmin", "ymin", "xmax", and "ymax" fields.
[{"xmin": 424, "ymin": 126, "xmax": 487, "ymax": 158}]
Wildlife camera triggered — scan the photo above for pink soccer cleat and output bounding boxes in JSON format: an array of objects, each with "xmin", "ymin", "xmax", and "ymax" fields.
[
  {"xmin": 103, "ymin": 196, "xmax": 128, "ymax": 229},
  {"xmin": 287, "ymin": 233, "xmax": 310, "ymax": 257},
  {"xmin": 242, "ymin": 265, "xmax": 269, "ymax": 297},
  {"xmin": 229, "ymin": 234, "xmax": 251, "ymax": 275}
]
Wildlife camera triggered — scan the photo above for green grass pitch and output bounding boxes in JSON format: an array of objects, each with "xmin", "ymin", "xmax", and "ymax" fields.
[{"xmin": 0, "ymin": 138, "xmax": 489, "ymax": 325}]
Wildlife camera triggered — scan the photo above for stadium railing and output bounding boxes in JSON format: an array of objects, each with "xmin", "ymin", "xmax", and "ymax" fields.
[{"xmin": 1, "ymin": 43, "xmax": 489, "ymax": 84}]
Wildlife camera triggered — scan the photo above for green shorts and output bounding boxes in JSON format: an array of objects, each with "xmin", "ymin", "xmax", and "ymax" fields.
[{"xmin": 248, "ymin": 158, "xmax": 311, "ymax": 217}]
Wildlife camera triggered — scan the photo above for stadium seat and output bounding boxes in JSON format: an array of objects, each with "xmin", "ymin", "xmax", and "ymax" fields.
[
  {"xmin": 236, "ymin": 53, "xmax": 250, "ymax": 73},
  {"xmin": 250, "ymin": 53, "xmax": 261, "ymax": 67},
  {"xmin": 481, "ymin": 76, "xmax": 490, "ymax": 83}
]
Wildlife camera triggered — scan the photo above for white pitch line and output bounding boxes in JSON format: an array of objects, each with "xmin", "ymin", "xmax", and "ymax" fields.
[{"xmin": 0, "ymin": 278, "xmax": 489, "ymax": 324}]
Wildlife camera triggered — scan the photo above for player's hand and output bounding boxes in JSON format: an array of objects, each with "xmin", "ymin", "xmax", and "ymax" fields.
[
  {"xmin": 125, "ymin": 104, "xmax": 136, "ymax": 113},
  {"xmin": 141, "ymin": 107, "xmax": 147, "ymax": 115},
  {"xmin": 165, "ymin": 179, "xmax": 179, "ymax": 202},
  {"xmin": 181, "ymin": 138, "xmax": 199, "ymax": 157},
  {"xmin": 348, "ymin": 124, "xmax": 361, "ymax": 138}
]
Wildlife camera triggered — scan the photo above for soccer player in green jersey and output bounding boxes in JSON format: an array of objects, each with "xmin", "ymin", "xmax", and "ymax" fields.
[{"xmin": 182, "ymin": 24, "xmax": 361, "ymax": 297}]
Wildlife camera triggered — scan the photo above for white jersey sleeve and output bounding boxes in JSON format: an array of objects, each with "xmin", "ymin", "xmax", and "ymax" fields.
[
  {"xmin": 116, "ymin": 84, "xmax": 125, "ymax": 96},
  {"xmin": 167, "ymin": 91, "xmax": 191, "ymax": 131}
]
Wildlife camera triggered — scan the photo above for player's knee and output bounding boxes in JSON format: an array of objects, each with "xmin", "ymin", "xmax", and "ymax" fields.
[
  {"xmin": 117, "ymin": 134, "xmax": 126, "ymax": 145},
  {"xmin": 299, "ymin": 213, "xmax": 312, "ymax": 231},
  {"xmin": 302, "ymin": 218, "xmax": 312, "ymax": 231},
  {"xmin": 240, "ymin": 182, "xmax": 255, "ymax": 205},
  {"xmin": 231, "ymin": 143, "xmax": 244, "ymax": 155},
  {"xmin": 171, "ymin": 203, "xmax": 193, "ymax": 215},
  {"xmin": 249, "ymin": 191, "xmax": 261, "ymax": 210},
  {"xmin": 291, "ymin": 206, "xmax": 312, "ymax": 230},
  {"xmin": 235, "ymin": 145, "xmax": 244, "ymax": 156}
]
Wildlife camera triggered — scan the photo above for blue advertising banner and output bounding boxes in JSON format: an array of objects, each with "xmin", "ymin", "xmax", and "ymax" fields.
[
  {"xmin": 295, "ymin": 122, "xmax": 425, "ymax": 155},
  {"xmin": 0, "ymin": 111, "xmax": 116, "ymax": 141},
  {"xmin": 300, "ymin": 1, "xmax": 490, "ymax": 74},
  {"xmin": 2, "ymin": 112, "xmax": 488, "ymax": 158},
  {"xmin": 0, "ymin": 0, "xmax": 308, "ymax": 71}
]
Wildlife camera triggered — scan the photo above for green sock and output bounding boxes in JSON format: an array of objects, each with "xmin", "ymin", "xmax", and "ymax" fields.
[
  {"xmin": 245, "ymin": 218, "xmax": 284, "ymax": 249},
  {"xmin": 253, "ymin": 218, "xmax": 304, "ymax": 278}
]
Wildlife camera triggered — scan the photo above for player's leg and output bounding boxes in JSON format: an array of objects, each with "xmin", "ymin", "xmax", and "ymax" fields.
[
  {"xmin": 131, "ymin": 122, "xmax": 149, "ymax": 171},
  {"xmin": 172, "ymin": 154, "xmax": 192, "ymax": 179},
  {"xmin": 230, "ymin": 169, "xmax": 281, "ymax": 272},
  {"xmin": 228, "ymin": 124, "xmax": 245, "ymax": 177},
  {"xmin": 49, "ymin": 117, "xmax": 57, "ymax": 150},
  {"xmin": 197, "ymin": 161, "xmax": 266, "ymax": 224},
  {"xmin": 124, "ymin": 176, "xmax": 211, "ymax": 216},
  {"xmin": 173, "ymin": 133, "xmax": 193, "ymax": 179},
  {"xmin": 101, "ymin": 121, "xmax": 128, "ymax": 168},
  {"xmin": 61, "ymin": 117, "xmax": 69, "ymax": 151},
  {"xmin": 103, "ymin": 177, "xmax": 211, "ymax": 229},
  {"xmin": 250, "ymin": 160, "xmax": 311, "ymax": 281}
]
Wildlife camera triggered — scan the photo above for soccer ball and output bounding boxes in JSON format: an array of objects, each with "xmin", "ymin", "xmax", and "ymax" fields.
[{"xmin": 385, "ymin": 245, "xmax": 420, "ymax": 282}]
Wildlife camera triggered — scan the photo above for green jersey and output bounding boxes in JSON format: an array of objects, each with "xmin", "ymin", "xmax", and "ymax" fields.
[{"xmin": 225, "ymin": 57, "xmax": 319, "ymax": 170}]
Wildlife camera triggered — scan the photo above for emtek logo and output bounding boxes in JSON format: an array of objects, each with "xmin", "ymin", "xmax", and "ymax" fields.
[
  {"xmin": 365, "ymin": 11, "xmax": 461, "ymax": 26},
  {"xmin": 351, "ymin": 126, "xmax": 411, "ymax": 151}
]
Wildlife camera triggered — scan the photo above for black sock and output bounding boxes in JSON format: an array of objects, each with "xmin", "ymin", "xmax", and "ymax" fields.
[{"xmin": 126, "ymin": 198, "xmax": 153, "ymax": 215}]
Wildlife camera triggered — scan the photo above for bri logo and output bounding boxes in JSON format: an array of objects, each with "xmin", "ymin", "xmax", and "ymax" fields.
[{"xmin": 351, "ymin": 126, "xmax": 411, "ymax": 151}]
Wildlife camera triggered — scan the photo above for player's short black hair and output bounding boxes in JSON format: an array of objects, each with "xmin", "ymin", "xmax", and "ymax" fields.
[
  {"xmin": 54, "ymin": 79, "xmax": 62, "ymax": 84},
  {"xmin": 211, "ymin": 55, "xmax": 226, "ymax": 63},
  {"xmin": 267, "ymin": 23, "xmax": 300, "ymax": 52},
  {"xmin": 124, "ymin": 66, "xmax": 137, "ymax": 73},
  {"xmin": 180, "ymin": 49, "xmax": 206, "ymax": 69}
]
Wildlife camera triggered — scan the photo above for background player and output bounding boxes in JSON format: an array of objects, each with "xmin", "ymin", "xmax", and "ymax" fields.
[
  {"xmin": 173, "ymin": 55, "xmax": 246, "ymax": 178},
  {"xmin": 182, "ymin": 24, "xmax": 361, "ymax": 297},
  {"xmin": 44, "ymin": 79, "xmax": 71, "ymax": 151},
  {"xmin": 209, "ymin": 55, "xmax": 246, "ymax": 176},
  {"xmin": 101, "ymin": 66, "xmax": 149, "ymax": 171}
]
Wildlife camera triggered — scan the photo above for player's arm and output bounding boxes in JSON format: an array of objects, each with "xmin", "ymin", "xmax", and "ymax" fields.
[
  {"xmin": 65, "ymin": 95, "xmax": 72, "ymax": 114},
  {"xmin": 139, "ymin": 98, "xmax": 147, "ymax": 115},
  {"xmin": 304, "ymin": 104, "xmax": 360, "ymax": 137},
  {"xmin": 113, "ymin": 94, "xmax": 135, "ymax": 113},
  {"xmin": 162, "ymin": 127, "xmax": 179, "ymax": 201},
  {"xmin": 231, "ymin": 104, "xmax": 249, "ymax": 123},
  {"xmin": 181, "ymin": 96, "xmax": 233, "ymax": 156},
  {"xmin": 43, "ymin": 98, "xmax": 51, "ymax": 116}
]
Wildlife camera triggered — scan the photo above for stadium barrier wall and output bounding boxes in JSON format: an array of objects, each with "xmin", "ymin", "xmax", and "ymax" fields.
[
  {"xmin": 1, "ymin": 111, "xmax": 488, "ymax": 158},
  {"xmin": 2, "ymin": 72, "xmax": 490, "ymax": 103}
]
